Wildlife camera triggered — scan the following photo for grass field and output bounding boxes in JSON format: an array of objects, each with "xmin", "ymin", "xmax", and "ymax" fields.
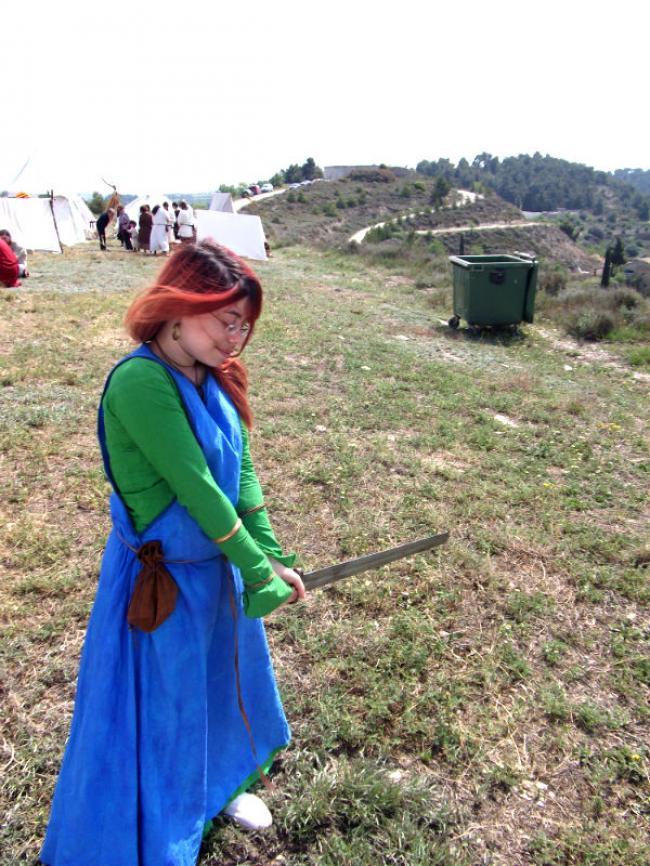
[{"xmin": 1, "ymin": 241, "xmax": 648, "ymax": 865}]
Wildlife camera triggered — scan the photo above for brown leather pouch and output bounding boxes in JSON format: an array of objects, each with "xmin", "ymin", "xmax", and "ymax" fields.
[{"xmin": 127, "ymin": 540, "xmax": 178, "ymax": 633}]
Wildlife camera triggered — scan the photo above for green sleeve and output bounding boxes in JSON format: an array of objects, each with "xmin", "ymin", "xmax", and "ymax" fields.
[
  {"xmin": 103, "ymin": 358, "xmax": 290, "ymax": 617},
  {"xmin": 237, "ymin": 422, "xmax": 297, "ymax": 568}
]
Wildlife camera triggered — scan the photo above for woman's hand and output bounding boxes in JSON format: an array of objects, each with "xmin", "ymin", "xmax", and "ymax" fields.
[{"xmin": 269, "ymin": 558, "xmax": 306, "ymax": 605}]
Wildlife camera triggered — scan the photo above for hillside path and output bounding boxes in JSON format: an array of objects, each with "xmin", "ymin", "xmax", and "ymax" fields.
[
  {"xmin": 416, "ymin": 220, "xmax": 539, "ymax": 236},
  {"xmin": 348, "ymin": 189, "xmax": 491, "ymax": 244},
  {"xmin": 234, "ymin": 189, "xmax": 286, "ymax": 211}
]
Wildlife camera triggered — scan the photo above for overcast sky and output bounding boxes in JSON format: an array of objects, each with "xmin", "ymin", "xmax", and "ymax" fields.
[{"xmin": 2, "ymin": 0, "xmax": 647, "ymax": 194}]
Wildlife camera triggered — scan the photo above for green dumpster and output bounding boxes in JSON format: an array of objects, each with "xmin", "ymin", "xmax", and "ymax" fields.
[{"xmin": 447, "ymin": 253, "xmax": 538, "ymax": 329}]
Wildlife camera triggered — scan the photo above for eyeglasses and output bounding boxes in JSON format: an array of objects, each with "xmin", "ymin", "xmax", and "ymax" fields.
[{"xmin": 211, "ymin": 314, "xmax": 251, "ymax": 337}]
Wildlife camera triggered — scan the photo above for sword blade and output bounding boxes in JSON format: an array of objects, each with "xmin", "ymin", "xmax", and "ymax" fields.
[{"xmin": 302, "ymin": 532, "xmax": 449, "ymax": 591}]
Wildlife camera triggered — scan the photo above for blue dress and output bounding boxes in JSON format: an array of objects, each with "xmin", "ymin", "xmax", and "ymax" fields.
[{"xmin": 41, "ymin": 345, "xmax": 290, "ymax": 866}]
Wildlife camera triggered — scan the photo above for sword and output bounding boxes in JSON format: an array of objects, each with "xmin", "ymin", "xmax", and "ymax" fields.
[{"xmin": 298, "ymin": 532, "xmax": 449, "ymax": 591}]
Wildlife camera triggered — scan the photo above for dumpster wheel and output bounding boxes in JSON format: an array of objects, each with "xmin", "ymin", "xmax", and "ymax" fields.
[{"xmin": 448, "ymin": 315, "xmax": 460, "ymax": 330}]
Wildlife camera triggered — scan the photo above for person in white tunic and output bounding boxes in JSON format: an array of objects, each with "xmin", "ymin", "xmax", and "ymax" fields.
[
  {"xmin": 177, "ymin": 200, "xmax": 195, "ymax": 244},
  {"xmin": 150, "ymin": 204, "xmax": 170, "ymax": 255},
  {"xmin": 162, "ymin": 202, "xmax": 175, "ymax": 247}
]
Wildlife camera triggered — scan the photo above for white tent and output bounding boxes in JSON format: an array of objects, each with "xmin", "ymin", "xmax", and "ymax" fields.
[
  {"xmin": 209, "ymin": 192, "xmax": 235, "ymax": 213},
  {"xmin": 0, "ymin": 197, "xmax": 61, "ymax": 252},
  {"xmin": 2, "ymin": 156, "xmax": 96, "ymax": 250},
  {"xmin": 0, "ymin": 194, "xmax": 95, "ymax": 252},
  {"xmin": 125, "ymin": 194, "xmax": 172, "ymax": 222},
  {"xmin": 52, "ymin": 195, "xmax": 96, "ymax": 245},
  {"xmin": 196, "ymin": 210, "xmax": 267, "ymax": 261}
]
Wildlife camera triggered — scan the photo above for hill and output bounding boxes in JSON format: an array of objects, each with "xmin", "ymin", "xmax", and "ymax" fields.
[
  {"xmin": 250, "ymin": 178, "xmax": 600, "ymax": 273},
  {"xmin": 415, "ymin": 153, "xmax": 650, "ymax": 259},
  {"xmin": 251, "ymin": 178, "xmax": 521, "ymax": 248},
  {"xmin": 613, "ymin": 168, "xmax": 650, "ymax": 195}
]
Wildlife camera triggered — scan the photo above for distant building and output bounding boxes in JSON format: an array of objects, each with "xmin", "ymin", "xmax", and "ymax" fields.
[{"xmin": 623, "ymin": 258, "xmax": 650, "ymax": 295}]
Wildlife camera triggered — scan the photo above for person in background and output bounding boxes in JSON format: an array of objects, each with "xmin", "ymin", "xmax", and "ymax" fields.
[
  {"xmin": 0, "ymin": 229, "xmax": 29, "ymax": 278},
  {"xmin": 96, "ymin": 208, "xmax": 115, "ymax": 251},
  {"xmin": 172, "ymin": 201, "xmax": 180, "ymax": 240},
  {"xmin": 177, "ymin": 200, "xmax": 195, "ymax": 244},
  {"xmin": 150, "ymin": 204, "xmax": 170, "ymax": 256},
  {"xmin": 162, "ymin": 202, "xmax": 175, "ymax": 246},
  {"xmin": 117, "ymin": 206, "xmax": 133, "ymax": 250},
  {"xmin": 128, "ymin": 220, "xmax": 139, "ymax": 252},
  {"xmin": 138, "ymin": 205, "xmax": 153, "ymax": 254},
  {"xmin": 0, "ymin": 235, "xmax": 21, "ymax": 287}
]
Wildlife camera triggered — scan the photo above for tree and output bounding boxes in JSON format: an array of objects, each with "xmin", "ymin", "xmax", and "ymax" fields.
[
  {"xmin": 284, "ymin": 163, "xmax": 303, "ymax": 184},
  {"xmin": 86, "ymin": 191, "xmax": 106, "ymax": 215},
  {"xmin": 559, "ymin": 219, "xmax": 581, "ymax": 242},
  {"xmin": 635, "ymin": 199, "xmax": 649, "ymax": 221},
  {"xmin": 430, "ymin": 176, "xmax": 451, "ymax": 208},
  {"xmin": 610, "ymin": 236, "xmax": 626, "ymax": 270},
  {"xmin": 600, "ymin": 247, "xmax": 612, "ymax": 287},
  {"xmin": 301, "ymin": 157, "xmax": 323, "ymax": 180}
]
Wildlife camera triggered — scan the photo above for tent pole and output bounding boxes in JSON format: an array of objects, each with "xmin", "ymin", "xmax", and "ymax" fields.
[{"xmin": 49, "ymin": 189, "xmax": 63, "ymax": 253}]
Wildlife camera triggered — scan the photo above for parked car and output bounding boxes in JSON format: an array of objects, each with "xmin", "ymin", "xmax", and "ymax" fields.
[
  {"xmin": 260, "ymin": 183, "xmax": 274, "ymax": 193},
  {"xmin": 247, "ymin": 184, "xmax": 261, "ymax": 196}
]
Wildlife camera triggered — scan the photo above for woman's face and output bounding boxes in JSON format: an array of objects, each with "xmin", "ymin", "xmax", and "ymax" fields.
[{"xmin": 178, "ymin": 297, "xmax": 253, "ymax": 367}]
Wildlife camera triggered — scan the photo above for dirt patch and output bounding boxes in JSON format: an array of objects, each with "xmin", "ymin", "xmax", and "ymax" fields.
[{"xmin": 537, "ymin": 327, "xmax": 650, "ymax": 381}]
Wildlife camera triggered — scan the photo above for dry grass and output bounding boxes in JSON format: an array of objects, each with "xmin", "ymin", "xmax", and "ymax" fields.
[{"xmin": 1, "ymin": 242, "xmax": 649, "ymax": 865}]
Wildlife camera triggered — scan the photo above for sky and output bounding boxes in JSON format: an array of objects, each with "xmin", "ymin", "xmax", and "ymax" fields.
[{"xmin": 2, "ymin": 0, "xmax": 648, "ymax": 194}]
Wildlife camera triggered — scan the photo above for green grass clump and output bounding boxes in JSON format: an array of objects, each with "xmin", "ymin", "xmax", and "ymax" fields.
[{"xmin": 627, "ymin": 345, "xmax": 650, "ymax": 366}]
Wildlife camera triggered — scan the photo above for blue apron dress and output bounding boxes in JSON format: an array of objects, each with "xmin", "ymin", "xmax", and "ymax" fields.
[{"xmin": 41, "ymin": 344, "xmax": 290, "ymax": 866}]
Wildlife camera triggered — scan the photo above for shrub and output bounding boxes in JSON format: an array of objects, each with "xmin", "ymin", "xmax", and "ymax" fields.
[
  {"xmin": 566, "ymin": 308, "xmax": 616, "ymax": 340},
  {"xmin": 631, "ymin": 309, "xmax": 650, "ymax": 330},
  {"xmin": 557, "ymin": 286, "xmax": 594, "ymax": 307},
  {"xmin": 336, "ymin": 198, "xmax": 346, "ymax": 209},
  {"xmin": 607, "ymin": 287, "xmax": 644, "ymax": 311},
  {"xmin": 322, "ymin": 203, "xmax": 337, "ymax": 217},
  {"xmin": 348, "ymin": 167, "xmax": 395, "ymax": 183},
  {"xmin": 539, "ymin": 270, "xmax": 567, "ymax": 296}
]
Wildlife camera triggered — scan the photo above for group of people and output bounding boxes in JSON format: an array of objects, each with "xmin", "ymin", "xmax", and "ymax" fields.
[
  {"xmin": 97, "ymin": 200, "xmax": 197, "ymax": 255},
  {"xmin": 0, "ymin": 229, "xmax": 29, "ymax": 287}
]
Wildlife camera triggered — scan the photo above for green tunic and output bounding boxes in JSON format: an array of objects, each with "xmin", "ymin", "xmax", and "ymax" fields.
[{"xmin": 102, "ymin": 358, "xmax": 295, "ymax": 617}]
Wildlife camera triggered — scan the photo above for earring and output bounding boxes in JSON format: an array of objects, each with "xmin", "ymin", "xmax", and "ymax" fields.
[{"xmin": 172, "ymin": 323, "xmax": 181, "ymax": 341}]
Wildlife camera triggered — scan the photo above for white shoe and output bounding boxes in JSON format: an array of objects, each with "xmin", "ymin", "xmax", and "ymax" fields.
[{"xmin": 224, "ymin": 792, "xmax": 272, "ymax": 830}]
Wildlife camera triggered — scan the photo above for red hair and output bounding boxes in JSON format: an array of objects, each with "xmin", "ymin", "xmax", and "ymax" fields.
[{"xmin": 125, "ymin": 240, "xmax": 262, "ymax": 428}]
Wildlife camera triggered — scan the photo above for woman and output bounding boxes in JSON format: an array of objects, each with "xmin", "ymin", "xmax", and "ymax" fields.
[
  {"xmin": 40, "ymin": 241, "xmax": 305, "ymax": 866},
  {"xmin": 150, "ymin": 203, "xmax": 170, "ymax": 255},
  {"xmin": 116, "ymin": 205, "xmax": 133, "ymax": 251},
  {"xmin": 138, "ymin": 204, "xmax": 153, "ymax": 253},
  {"xmin": 0, "ymin": 234, "xmax": 21, "ymax": 286}
]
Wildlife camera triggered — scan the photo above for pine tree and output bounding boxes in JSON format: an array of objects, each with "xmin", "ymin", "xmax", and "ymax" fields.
[
  {"xmin": 600, "ymin": 247, "xmax": 612, "ymax": 287},
  {"xmin": 610, "ymin": 236, "xmax": 626, "ymax": 270}
]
